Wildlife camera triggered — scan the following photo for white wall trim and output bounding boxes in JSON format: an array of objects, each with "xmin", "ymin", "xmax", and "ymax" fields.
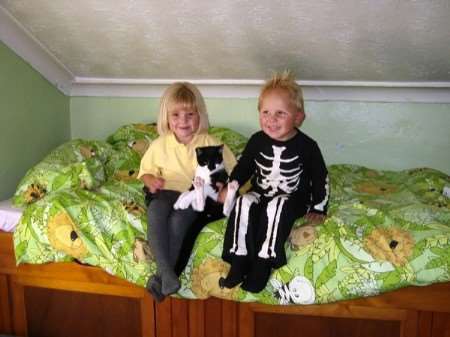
[
  {"xmin": 71, "ymin": 77, "xmax": 450, "ymax": 103},
  {"xmin": 0, "ymin": 5, "xmax": 74, "ymax": 95}
]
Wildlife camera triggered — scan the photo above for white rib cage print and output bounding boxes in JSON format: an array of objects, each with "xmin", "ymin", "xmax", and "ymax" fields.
[{"xmin": 255, "ymin": 145, "xmax": 302, "ymax": 197}]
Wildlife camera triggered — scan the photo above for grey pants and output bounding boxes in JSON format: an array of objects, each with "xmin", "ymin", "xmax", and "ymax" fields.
[{"xmin": 146, "ymin": 190, "xmax": 198, "ymax": 296}]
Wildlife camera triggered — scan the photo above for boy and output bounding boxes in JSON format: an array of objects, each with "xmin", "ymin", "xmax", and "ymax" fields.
[{"xmin": 219, "ymin": 71, "xmax": 329, "ymax": 293}]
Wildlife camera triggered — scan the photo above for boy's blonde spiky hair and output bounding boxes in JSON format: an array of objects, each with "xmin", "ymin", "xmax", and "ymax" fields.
[
  {"xmin": 157, "ymin": 82, "xmax": 209, "ymax": 136},
  {"xmin": 258, "ymin": 70, "xmax": 304, "ymax": 113}
]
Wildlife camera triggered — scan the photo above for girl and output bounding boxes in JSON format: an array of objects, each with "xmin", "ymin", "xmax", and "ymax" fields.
[{"xmin": 138, "ymin": 82, "xmax": 236, "ymax": 302}]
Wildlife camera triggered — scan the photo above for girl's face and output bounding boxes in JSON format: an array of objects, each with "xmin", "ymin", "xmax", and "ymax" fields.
[
  {"xmin": 168, "ymin": 104, "xmax": 200, "ymax": 144},
  {"xmin": 259, "ymin": 90, "xmax": 304, "ymax": 141}
]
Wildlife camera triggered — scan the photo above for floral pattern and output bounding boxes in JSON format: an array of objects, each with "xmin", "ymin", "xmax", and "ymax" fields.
[{"xmin": 12, "ymin": 126, "xmax": 450, "ymax": 305}]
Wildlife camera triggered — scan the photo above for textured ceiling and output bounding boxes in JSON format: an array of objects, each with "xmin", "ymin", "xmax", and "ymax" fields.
[{"xmin": 1, "ymin": 0, "xmax": 450, "ymax": 82}]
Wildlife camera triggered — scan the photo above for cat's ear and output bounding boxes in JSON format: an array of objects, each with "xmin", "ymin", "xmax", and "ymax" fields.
[{"xmin": 218, "ymin": 144, "xmax": 224, "ymax": 154}]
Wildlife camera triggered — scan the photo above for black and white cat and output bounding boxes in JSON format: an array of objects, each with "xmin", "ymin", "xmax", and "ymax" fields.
[{"xmin": 173, "ymin": 145, "xmax": 238, "ymax": 216}]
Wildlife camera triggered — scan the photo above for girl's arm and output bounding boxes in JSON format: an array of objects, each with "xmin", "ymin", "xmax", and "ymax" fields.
[{"xmin": 138, "ymin": 140, "xmax": 165, "ymax": 193}]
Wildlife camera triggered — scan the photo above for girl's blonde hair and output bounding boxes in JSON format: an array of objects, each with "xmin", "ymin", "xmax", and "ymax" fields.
[
  {"xmin": 258, "ymin": 70, "xmax": 304, "ymax": 113},
  {"xmin": 157, "ymin": 82, "xmax": 209, "ymax": 135}
]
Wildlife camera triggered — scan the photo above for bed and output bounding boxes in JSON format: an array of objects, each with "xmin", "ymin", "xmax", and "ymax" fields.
[
  {"xmin": 0, "ymin": 199, "xmax": 22, "ymax": 233},
  {"xmin": 1, "ymin": 123, "xmax": 450, "ymax": 337}
]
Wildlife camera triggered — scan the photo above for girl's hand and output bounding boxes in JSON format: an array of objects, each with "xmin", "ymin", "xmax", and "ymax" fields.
[
  {"xmin": 149, "ymin": 176, "xmax": 165, "ymax": 193},
  {"xmin": 304, "ymin": 212, "xmax": 326, "ymax": 226},
  {"xmin": 142, "ymin": 174, "xmax": 165, "ymax": 193}
]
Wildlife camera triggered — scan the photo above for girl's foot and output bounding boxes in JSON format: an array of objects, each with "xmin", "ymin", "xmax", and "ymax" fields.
[
  {"xmin": 161, "ymin": 274, "xmax": 181, "ymax": 295},
  {"xmin": 146, "ymin": 275, "xmax": 165, "ymax": 302}
]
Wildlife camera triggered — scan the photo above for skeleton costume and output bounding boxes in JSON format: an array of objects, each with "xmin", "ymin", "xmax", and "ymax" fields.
[{"xmin": 221, "ymin": 130, "xmax": 329, "ymax": 293}]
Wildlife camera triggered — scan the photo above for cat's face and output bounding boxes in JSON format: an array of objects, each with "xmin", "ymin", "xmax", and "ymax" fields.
[{"xmin": 195, "ymin": 145, "xmax": 224, "ymax": 171}]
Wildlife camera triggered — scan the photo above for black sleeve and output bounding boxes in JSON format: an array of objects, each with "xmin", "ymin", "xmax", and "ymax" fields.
[
  {"xmin": 229, "ymin": 134, "xmax": 257, "ymax": 186},
  {"xmin": 309, "ymin": 141, "xmax": 329, "ymax": 215}
]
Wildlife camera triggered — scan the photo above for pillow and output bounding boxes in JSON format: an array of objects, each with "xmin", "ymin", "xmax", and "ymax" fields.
[
  {"xmin": 105, "ymin": 144, "xmax": 142, "ymax": 182},
  {"xmin": 106, "ymin": 123, "xmax": 159, "ymax": 149},
  {"xmin": 106, "ymin": 123, "xmax": 249, "ymax": 158},
  {"xmin": 13, "ymin": 140, "xmax": 114, "ymax": 207},
  {"xmin": 208, "ymin": 127, "xmax": 248, "ymax": 157}
]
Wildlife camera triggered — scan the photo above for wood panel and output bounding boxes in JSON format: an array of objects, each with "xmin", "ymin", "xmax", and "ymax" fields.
[
  {"xmin": 24, "ymin": 287, "xmax": 142, "ymax": 337},
  {"xmin": 239, "ymin": 302, "xmax": 418, "ymax": 337},
  {"xmin": 0, "ymin": 275, "xmax": 12, "ymax": 334},
  {"xmin": 153, "ymin": 297, "xmax": 239, "ymax": 337},
  {"xmin": 155, "ymin": 297, "xmax": 173, "ymax": 337},
  {"xmin": 171, "ymin": 298, "xmax": 189, "ymax": 337},
  {"xmin": 140, "ymin": 292, "xmax": 156, "ymax": 337},
  {"xmin": 0, "ymin": 231, "xmax": 16, "ymax": 275},
  {"xmin": 432, "ymin": 313, "xmax": 450, "ymax": 337},
  {"xmin": 254, "ymin": 313, "xmax": 401, "ymax": 337},
  {"xmin": 418, "ymin": 311, "xmax": 433, "ymax": 337},
  {"xmin": 221, "ymin": 299, "xmax": 238, "ymax": 337},
  {"xmin": 3, "ymin": 231, "xmax": 450, "ymax": 337},
  {"xmin": 9, "ymin": 276, "xmax": 27, "ymax": 337},
  {"xmin": 5, "ymin": 276, "xmax": 156, "ymax": 337},
  {"xmin": 189, "ymin": 299, "xmax": 205, "ymax": 337},
  {"xmin": 205, "ymin": 298, "xmax": 223, "ymax": 337}
]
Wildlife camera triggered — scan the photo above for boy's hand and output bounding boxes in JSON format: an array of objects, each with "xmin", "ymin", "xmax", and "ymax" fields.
[
  {"xmin": 304, "ymin": 212, "xmax": 326, "ymax": 226},
  {"xmin": 217, "ymin": 184, "xmax": 228, "ymax": 204}
]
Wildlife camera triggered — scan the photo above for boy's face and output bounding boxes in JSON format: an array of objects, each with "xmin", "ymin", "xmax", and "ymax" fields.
[
  {"xmin": 259, "ymin": 90, "xmax": 304, "ymax": 141},
  {"xmin": 168, "ymin": 103, "xmax": 200, "ymax": 144}
]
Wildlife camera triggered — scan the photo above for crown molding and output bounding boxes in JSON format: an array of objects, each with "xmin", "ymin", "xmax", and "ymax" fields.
[
  {"xmin": 0, "ymin": 5, "xmax": 74, "ymax": 95},
  {"xmin": 71, "ymin": 77, "xmax": 450, "ymax": 103}
]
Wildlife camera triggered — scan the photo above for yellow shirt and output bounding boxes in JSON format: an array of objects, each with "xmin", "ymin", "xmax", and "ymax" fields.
[{"xmin": 137, "ymin": 132, "xmax": 237, "ymax": 192}]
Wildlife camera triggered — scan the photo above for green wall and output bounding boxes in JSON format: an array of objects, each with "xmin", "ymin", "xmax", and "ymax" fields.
[
  {"xmin": 71, "ymin": 97, "xmax": 450, "ymax": 174},
  {"xmin": 1, "ymin": 36, "xmax": 449, "ymax": 203},
  {"xmin": 0, "ymin": 41, "xmax": 70, "ymax": 200}
]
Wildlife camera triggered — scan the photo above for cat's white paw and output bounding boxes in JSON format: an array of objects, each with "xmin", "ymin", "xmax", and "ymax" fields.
[
  {"xmin": 223, "ymin": 180, "xmax": 239, "ymax": 216},
  {"xmin": 174, "ymin": 191, "xmax": 193, "ymax": 210},
  {"xmin": 192, "ymin": 177, "xmax": 205, "ymax": 211},
  {"xmin": 228, "ymin": 180, "xmax": 239, "ymax": 194},
  {"xmin": 193, "ymin": 176, "xmax": 204, "ymax": 189}
]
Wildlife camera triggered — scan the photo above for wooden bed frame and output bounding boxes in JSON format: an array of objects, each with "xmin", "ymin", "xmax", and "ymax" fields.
[{"xmin": 1, "ymin": 230, "xmax": 450, "ymax": 337}]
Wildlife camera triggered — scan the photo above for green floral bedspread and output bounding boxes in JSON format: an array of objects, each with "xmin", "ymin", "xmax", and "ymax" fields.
[{"xmin": 12, "ymin": 124, "xmax": 450, "ymax": 305}]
